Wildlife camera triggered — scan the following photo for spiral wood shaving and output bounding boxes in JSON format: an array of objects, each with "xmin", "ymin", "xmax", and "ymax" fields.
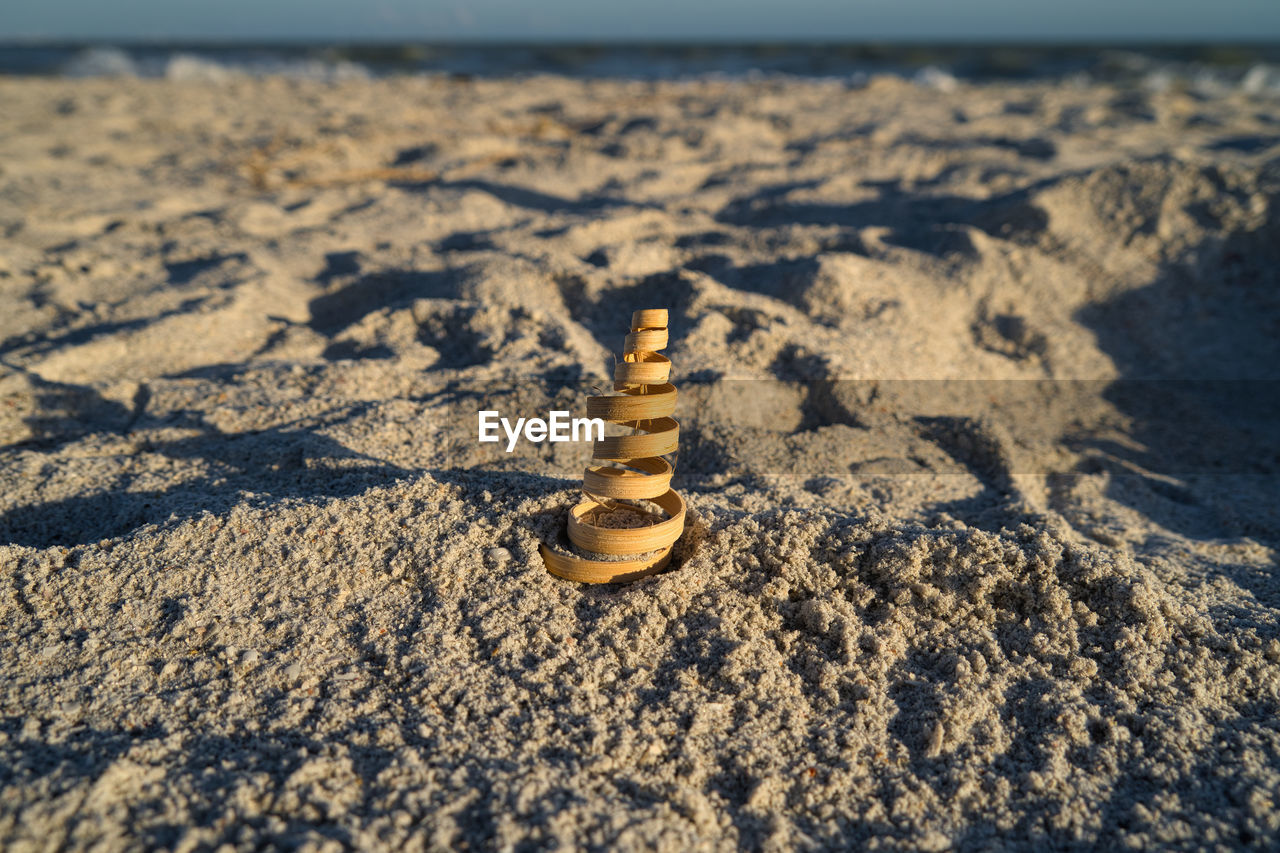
[{"xmin": 540, "ymin": 309, "xmax": 686, "ymax": 583}]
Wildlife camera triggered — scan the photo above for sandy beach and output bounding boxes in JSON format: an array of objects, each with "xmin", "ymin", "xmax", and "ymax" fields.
[{"xmin": 2, "ymin": 67, "xmax": 1279, "ymax": 850}]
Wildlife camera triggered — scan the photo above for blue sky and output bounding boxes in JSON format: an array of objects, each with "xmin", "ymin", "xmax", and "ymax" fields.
[{"xmin": 1, "ymin": 0, "xmax": 1278, "ymax": 41}]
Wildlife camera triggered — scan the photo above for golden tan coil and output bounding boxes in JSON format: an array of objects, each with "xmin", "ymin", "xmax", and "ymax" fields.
[{"xmin": 540, "ymin": 308, "xmax": 686, "ymax": 583}]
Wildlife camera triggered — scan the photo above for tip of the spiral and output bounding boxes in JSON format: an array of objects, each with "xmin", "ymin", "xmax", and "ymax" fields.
[{"xmin": 631, "ymin": 309, "xmax": 668, "ymax": 331}]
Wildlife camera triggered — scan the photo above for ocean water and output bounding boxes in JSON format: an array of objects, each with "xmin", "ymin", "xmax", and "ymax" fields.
[{"xmin": 0, "ymin": 42, "xmax": 1278, "ymax": 93}]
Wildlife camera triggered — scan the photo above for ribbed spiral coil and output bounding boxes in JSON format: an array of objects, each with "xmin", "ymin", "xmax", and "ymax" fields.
[{"xmin": 540, "ymin": 308, "xmax": 686, "ymax": 583}]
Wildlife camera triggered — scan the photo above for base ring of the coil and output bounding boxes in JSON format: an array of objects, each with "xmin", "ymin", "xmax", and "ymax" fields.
[
  {"xmin": 539, "ymin": 542, "xmax": 674, "ymax": 584},
  {"xmin": 543, "ymin": 489, "xmax": 686, "ymax": 584}
]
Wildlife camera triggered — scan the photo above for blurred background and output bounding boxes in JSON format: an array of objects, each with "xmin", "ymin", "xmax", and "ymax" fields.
[{"xmin": 2, "ymin": 0, "xmax": 1279, "ymax": 85}]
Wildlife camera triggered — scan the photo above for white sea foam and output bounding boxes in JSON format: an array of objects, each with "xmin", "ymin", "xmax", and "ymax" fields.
[
  {"xmin": 1141, "ymin": 69, "xmax": 1174, "ymax": 93},
  {"xmin": 1242, "ymin": 63, "xmax": 1280, "ymax": 95},
  {"xmin": 163, "ymin": 54, "xmax": 371, "ymax": 83},
  {"xmin": 165, "ymin": 54, "xmax": 237, "ymax": 84},
  {"xmin": 63, "ymin": 46, "xmax": 138, "ymax": 78},
  {"xmin": 914, "ymin": 65, "xmax": 958, "ymax": 92},
  {"xmin": 61, "ymin": 46, "xmax": 373, "ymax": 83}
]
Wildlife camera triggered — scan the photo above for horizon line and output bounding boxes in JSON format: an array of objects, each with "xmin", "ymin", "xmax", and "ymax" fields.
[{"xmin": 2, "ymin": 36, "xmax": 1279, "ymax": 47}]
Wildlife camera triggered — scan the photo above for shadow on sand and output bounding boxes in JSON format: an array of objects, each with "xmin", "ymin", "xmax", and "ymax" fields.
[
  {"xmin": 1071, "ymin": 203, "xmax": 1280, "ymax": 551},
  {"xmin": 0, "ymin": 377, "xmax": 410, "ymax": 549}
]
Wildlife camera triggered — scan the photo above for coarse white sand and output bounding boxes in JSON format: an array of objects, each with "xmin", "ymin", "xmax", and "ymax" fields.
[{"xmin": 1, "ymin": 73, "xmax": 1278, "ymax": 850}]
